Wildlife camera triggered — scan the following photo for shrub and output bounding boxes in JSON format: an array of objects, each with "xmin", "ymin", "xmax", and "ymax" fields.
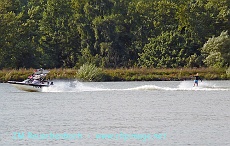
[
  {"xmin": 226, "ymin": 67, "xmax": 230, "ymax": 77},
  {"xmin": 201, "ymin": 31, "xmax": 230, "ymax": 68},
  {"xmin": 76, "ymin": 64, "xmax": 103, "ymax": 81}
]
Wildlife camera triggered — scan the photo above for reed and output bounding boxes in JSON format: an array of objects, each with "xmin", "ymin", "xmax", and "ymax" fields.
[{"xmin": 0, "ymin": 67, "xmax": 229, "ymax": 83}]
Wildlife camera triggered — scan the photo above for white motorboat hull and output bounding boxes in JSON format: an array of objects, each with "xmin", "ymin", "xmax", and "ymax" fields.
[
  {"xmin": 8, "ymin": 81, "xmax": 50, "ymax": 92},
  {"xmin": 11, "ymin": 84, "xmax": 44, "ymax": 92}
]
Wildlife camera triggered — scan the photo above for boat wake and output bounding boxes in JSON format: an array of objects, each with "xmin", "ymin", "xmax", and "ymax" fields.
[
  {"xmin": 42, "ymin": 80, "xmax": 230, "ymax": 92},
  {"xmin": 42, "ymin": 80, "xmax": 108, "ymax": 92},
  {"xmin": 127, "ymin": 81, "xmax": 230, "ymax": 91}
]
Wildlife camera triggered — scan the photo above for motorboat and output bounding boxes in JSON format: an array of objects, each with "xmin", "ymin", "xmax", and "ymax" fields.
[{"xmin": 8, "ymin": 68, "xmax": 53, "ymax": 92}]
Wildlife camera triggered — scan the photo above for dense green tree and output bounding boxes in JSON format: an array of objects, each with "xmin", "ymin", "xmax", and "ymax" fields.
[
  {"xmin": 39, "ymin": 0, "xmax": 77, "ymax": 68},
  {"xmin": 0, "ymin": 0, "xmax": 37, "ymax": 68},
  {"xmin": 138, "ymin": 31, "xmax": 191, "ymax": 68},
  {"xmin": 0, "ymin": 11, "xmax": 19, "ymax": 68},
  {"xmin": 201, "ymin": 31, "xmax": 230, "ymax": 68},
  {"xmin": 0, "ymin": 0, "xmax": 230, "ymax": 69}
]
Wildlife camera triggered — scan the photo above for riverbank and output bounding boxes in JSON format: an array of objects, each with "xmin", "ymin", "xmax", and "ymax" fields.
[{"xmin": 0, "ymin": 68, "xmax": 229, "ymax": 83}]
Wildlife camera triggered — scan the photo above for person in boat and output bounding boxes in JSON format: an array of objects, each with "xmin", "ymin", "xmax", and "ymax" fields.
[
  {"xmin": 28, "ymin": 73, "xmax": 34, "ymax": 79},
  {"xmin": 27, "ymin": 73, "xmax": 35, "ymax": 83},
  {"xmin": 193, "ymin": 73, "xmax": 202, "ymax": 87}
]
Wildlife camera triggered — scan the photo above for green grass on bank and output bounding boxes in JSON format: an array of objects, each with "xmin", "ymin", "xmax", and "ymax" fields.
[
  {"xmin": 0, "ymin": 68, "xmax": 229, "ymax": 83},
  {"xmin": 103, "ymin": 68, "xmax": 229, "ymax": 81}
]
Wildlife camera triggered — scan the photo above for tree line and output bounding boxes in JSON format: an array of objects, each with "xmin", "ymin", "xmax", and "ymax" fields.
[{"xmin": 0, "ymin": 0, "xmax": 229, "ymax": 69}]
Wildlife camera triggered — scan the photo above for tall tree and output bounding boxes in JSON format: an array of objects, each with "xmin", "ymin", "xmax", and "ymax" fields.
[
  {"xmin": 0, "ymin": 0, "xmax": 37, "ymax": 68},
  {"xmin": 39, "ymin": 0, "xmax": 77, "ymax": 68},
  {"xmin": 138, "ymin": 31, "xmax": 193, "ymax": 68},
  {"xmin": 201, "ymin": 31, "xmax": 230, "ymax": 68}
]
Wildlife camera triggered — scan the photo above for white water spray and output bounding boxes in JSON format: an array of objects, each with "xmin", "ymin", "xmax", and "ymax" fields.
[
  {"xmin": 42, "ymin": 80, "xmax": 108, "ymax": 92},
  {"xmin": 42, "ymin": 80, "xmax": 230, "ymax": 92}
]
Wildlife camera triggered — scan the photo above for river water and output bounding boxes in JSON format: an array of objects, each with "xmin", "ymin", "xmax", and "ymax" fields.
[{"xmin": 1, "ymin": 80, "xmax": 230, "ymax": 146}]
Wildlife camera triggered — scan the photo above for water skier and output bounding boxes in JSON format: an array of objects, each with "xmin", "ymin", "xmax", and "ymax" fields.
[{"xmin": 193, "ymin": 73, "xmax": 202, "ymax": 87}]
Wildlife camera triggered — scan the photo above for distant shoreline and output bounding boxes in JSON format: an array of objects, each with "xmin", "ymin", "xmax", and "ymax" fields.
[{"xmin": 0, "ymin": 68, "xmax": 229, "ymax": 83}]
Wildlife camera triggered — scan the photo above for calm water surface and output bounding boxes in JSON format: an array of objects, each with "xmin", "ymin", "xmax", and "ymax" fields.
[{"xmin": 0, "ymin": 80, "xmax": 230, "ymax": 146}]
